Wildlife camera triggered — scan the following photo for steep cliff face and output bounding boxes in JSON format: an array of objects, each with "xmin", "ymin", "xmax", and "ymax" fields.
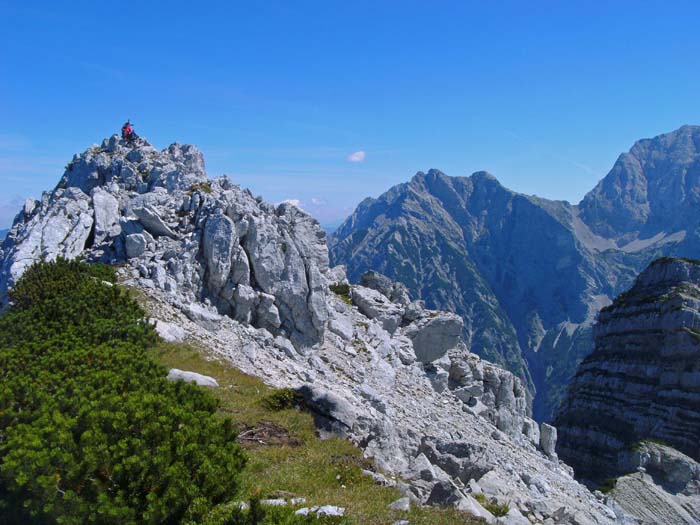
[
  {"xmin": 556, "ymin": 257, "xmax": 700, "ymax": 483},
  {"xmin": 579, "ymin": 125, "xmax": 700, "ymax": 243},
  {"xmin": 0, "ymin": 135, "xmax": 621, "ymax": 524},
  {"xmin": 330, "ymin": 125, "xmax": 700, "ymax": 421}
]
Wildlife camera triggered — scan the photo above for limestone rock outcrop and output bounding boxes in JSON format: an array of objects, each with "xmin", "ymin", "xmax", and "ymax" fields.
[
  {"xmin": 0, "ymin": 134, "xmax": 624, "ymax": 524},
  {"xmin": 556, "ymin": 257, "xmax": 700, "ymax": 486},
  {"xmin": 607, "ymin": 442, "xmax": 700, "ymax": 524},
  {"xmin": 0, "ymin": 135, "xmax": 328, "ymax": 346}
]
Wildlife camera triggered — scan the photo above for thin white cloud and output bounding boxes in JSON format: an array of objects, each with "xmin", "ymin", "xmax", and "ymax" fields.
[
  {"xmin": 310, "ymin": 197, "xmax": 326, "ymax": 206},
  {"xmin": 347, "ymin": 150, "xmax": 366, "ymax": 163},
  {"xmin": 504, "ymin": 130, "xmax": 601, "ymax": 176}
]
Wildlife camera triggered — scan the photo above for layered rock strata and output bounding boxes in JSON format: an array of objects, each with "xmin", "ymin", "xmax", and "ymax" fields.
[
  {"xmin": 607, "ymin": 442, "xmax": 700, "ymax": 525},
  {"xmin": 557, "ymin": 257, "xmax": 700, "ymax": 484}
]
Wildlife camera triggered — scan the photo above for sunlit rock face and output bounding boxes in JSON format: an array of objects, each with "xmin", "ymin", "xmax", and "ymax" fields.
[
  {"xmin": 0, "ymin": 135, "xmax": 329, "ymax": 346},
  {"xmin": 0, "ymin": 134, "xmax": 622, "ymax": 524}
]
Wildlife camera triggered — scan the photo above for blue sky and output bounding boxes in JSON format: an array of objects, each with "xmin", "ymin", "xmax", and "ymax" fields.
[{"xmin": 2, "ymin": 1, "xmax": 700, "ymax": 229}]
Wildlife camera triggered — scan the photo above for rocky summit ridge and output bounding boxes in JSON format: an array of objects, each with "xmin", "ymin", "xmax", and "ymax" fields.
[
  {"xmin": 330, "ymin": 125, "xmax": 700, "ymax": 422},
  {"xmin": 0, "ymin": 134, "xmax": 626, "ymax": 524}
]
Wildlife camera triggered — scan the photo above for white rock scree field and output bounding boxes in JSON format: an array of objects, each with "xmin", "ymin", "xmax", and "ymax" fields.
[{"xmin": 0, "ymin": 131, "xmax": 698, "ymax": 524}]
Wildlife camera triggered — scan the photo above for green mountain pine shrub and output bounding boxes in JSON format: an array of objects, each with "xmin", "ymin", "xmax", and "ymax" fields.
[{"xmin": 0, "ymin": 259, "xmax": 246, "ymax": 524}]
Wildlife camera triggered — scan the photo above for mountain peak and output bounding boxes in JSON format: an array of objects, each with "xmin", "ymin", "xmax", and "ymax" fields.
[
  {"xmin": 411, "ymin": 169, "xmax": 501, "ymax": 186},
  {"xmin": 331, "ymin": 124, "xmax": 700, "ymax": 425},
  {"xmin": 0, "ymin": 136, "xmax": 328, "ymax": 345},
  {"xmin": 469, "ymin": 170, "xmax": 498, "ymax": 182},
  {"xmin": 60, "ymin": 135, "xmax": 208, "ymax": 196},
  {"xmin": 628, "ymin": 123, "xmax": 700, "ymax": 160},
  {"xmin": 410, "ymin": 168, "xmax": 449, "ymax": 185},
  {"xmin": 579, "ymin": 124, "xmax": 700, "ymax": 241}
]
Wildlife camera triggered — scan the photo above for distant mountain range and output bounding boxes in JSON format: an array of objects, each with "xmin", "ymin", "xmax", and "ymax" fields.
[
  {"xmin": 0, "ymin": 229, "xmax": 8, "ymax": 241},
  {"xmin": 330, "ymin": 125, "xmax": 700, "ymax": 421}
]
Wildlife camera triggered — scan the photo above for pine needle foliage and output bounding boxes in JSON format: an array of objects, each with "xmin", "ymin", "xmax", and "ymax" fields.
[{"xmin": 0, "ymin": 259, "xmax": 246, "ymax": 524}]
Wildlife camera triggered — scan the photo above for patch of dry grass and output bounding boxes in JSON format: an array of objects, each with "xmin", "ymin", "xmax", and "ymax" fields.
[{"xmin": 151, "ymin": 336, "xmax": 484, "ymax": 525}]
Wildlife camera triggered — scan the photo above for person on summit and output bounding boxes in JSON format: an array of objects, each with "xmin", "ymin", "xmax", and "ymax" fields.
[{"xmin": 121, "ymin": 120, "xmax": 138, "ymax": 144}]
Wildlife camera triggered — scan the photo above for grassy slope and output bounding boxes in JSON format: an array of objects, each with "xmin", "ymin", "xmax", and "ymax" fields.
[{"xmin": 152, "ymin": 341, "xmax": 484, "ymax": 525}]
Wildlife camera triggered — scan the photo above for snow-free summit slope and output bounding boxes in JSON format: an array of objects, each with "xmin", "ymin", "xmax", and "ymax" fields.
[{"xmin": 0, "ymin": 134, "xmax": 621, "ymax": 523}]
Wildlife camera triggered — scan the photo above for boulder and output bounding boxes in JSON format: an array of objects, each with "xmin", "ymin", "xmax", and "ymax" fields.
[
  {"xmin": 522, "ymin": 418, "xmax": 541, "ymax": 446},
  {"xmin": 230, "ymin": 246, "xmax": 251, "ymax": 285},
  {"xmin": 132, "ymin": 205, "xmax": 178, "ymax": 239},
  {"xmin": 403, "ymin": 300, "xmax": 425, "ymax": 322},
  {"xmin": 425, "ymin": 479, "xmax": 495, "ymax": 522},
  {"xmin": 233, "ymin": 284, "xmax": 257, "ymax": 324},
  {"xmin": 202, "ymin": 212, "xmax": 236, "ymax": 294},
  {"xmin": 420, "ymin": 437, "xmax": 493, "ymax": 486},
  {"xmin": 328, "ymin": 315, "xmax": 354, "ymax": 341},
  {"xmin": 351, "ymin": 286, "xmax": 404, "ymax": 333},
  {"xmin": 540, "ymin": 423, "xmax": 557, "ymax": 458},
  {"xmin": 167, "ymin": 368, "xmax": 219, "ymax": 387},
  {"xmin": 425, "ymin": 357, "xmax": 450, "ymax": 393},
  {"xmin": 458, "ymin": 494, "xmax": 496, "ymax": 522},
  {"xmin": 360, "ymin": 270, "xmax": 411, "ymax": 306},
  {"xmin": 328, "ymin": 265, "xmax": 349, "ymax": 285},
  {"xmin": 359, "ymin": 383, "xmax": 389, "ymax": 414},
  {"xmin": 295, "ymin": 506, "xmax": 345, "ymax": 517},
  {"xmin": 183, "ymin": 303, "xmax": 222, "ymax": 331},
  {"xmin": 496, "ymin": 508, "xmax": 530, "ymax": 525},
  {"xmin": 125, "ymin": 233, "xmax": 147, "ymax": 258},
  {"xmin": 426, "ymin": 480, "xmax": 465, "ymax": 507},
  {"xmin": 23, "ymin": 197, "xmax": 37, "ymax": 217},
  {"xmin": 259, "ymin": 499, "xmax": 287, "ymax": 506},
  {"xmin": 91, "ymin": 187, "xmax": 121, "ymax": 243},
  {"xmin": 403, "ymin": 313, "xmax": 463, "ymax": 363},
  {"xmin": 244, "ymin": 212, "xmax": 328, "ymax": 344},
  {"xmin": 155, "ymin": 320, "xmax": 186, "ymax": 343},
  {"xmin": 620, "ymin": 441, "xmax": 700, "ymax": 494},
  {"xmin": 257, "ymin": 292, "xmax": 282, "ymax": 330},
  {"xmin": 297, "ymin": 384, "xmax": 357, "ymax": 437},
  {"xmin": 388, "ymin": 497, "xmax": 410, "ymax": 511}
]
